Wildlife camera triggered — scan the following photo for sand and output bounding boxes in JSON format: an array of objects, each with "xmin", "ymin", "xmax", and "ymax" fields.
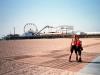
[
  {"xmin": 0, "ymin": 38, "xmax": 100, "ymax": 58},
  {"xmin": 0, "ymin": 38, "xmax": 100, "ymax": 75}
]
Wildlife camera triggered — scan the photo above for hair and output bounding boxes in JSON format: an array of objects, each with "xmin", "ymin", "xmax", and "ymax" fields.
[{"xmin": 72, "ymin": 34, "xmax": 80, "ymax": 39}]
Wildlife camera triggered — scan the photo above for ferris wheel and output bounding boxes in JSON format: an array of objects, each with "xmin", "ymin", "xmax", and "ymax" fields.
[{"xmin": 24, "ymin": 23, "xmax": 38, "ymax": 33}]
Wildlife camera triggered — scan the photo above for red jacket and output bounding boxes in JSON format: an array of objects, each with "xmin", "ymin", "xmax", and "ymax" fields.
[
  {"xmin": 71, "ymin": 40, "xmax": 82, "ymax": 46},
  {"xmin": 71, "ymin": 39, "xmax": 83, "ymax": 50},
  {"xmin": 76, "ymin": 40, "xmax": 82, "ymax": 46}
]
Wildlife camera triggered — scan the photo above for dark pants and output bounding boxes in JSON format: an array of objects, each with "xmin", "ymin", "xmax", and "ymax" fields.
[
  {"xmin": 70, "ymin": 45, "xmax": 82, "ymax": 55},
  {"xmin": 76, "ymin": 46, "xmax": 82, "ymax": 56},
  {"xmin": 70, "ymin": 45, "xmax": 77, "ymax": 54},
  {"xmin": 69, "ymin": 45, "xmax": 82, "ymax": 62}
]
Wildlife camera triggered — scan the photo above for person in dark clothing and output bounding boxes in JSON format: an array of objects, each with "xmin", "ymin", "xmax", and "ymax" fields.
[
  {"xmin": 69, "ymin": 34, "xmax": 83, "ymax": 62},
  {"xmin": 75, "ymin": 35, "xmax": 83, "ymax": 62}
]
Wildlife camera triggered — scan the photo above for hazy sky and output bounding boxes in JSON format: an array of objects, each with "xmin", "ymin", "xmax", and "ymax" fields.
[{"xmin": 0, "ymin": 0, "xmax": 100, "ymax": 37}]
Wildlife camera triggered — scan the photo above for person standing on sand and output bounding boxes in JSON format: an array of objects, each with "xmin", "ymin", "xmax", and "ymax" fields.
[{"xmin": 69, "ymin": 34, "xmax": 83, "ymax": 62}]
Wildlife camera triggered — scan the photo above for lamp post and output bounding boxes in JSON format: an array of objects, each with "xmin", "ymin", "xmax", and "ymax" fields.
[{"xmin": 14, "ymin": 27, "xmax": 15, "ymax": 35}]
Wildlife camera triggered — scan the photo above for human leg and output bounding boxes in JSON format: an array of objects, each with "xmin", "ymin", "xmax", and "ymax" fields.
[
  {"xmin": 69, "ymin": 46, "xmax": 74, "ymax": 62},
  {"xmin": 75, "ymin": 50, "xmax": 78, "ymax": 62},
  {"xmin": 78, "ymin": 49, "xmax": 82, "ymax": 62},
  {"xmin": 69, "ymin": 53, "xmax": 72, "ymax": 62}
]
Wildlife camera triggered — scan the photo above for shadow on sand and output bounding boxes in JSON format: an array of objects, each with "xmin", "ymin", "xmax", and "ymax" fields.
[
  {"xmin": 81, "ymin": 61, "xmax": 100, "ymax": 64},
  {"xmin": 70, "ymin": 60, "xmax": 100, "ymax": 64}
]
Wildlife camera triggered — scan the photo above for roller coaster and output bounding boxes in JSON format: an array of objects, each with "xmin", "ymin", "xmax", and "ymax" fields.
[{"xmin": 23, "ymin": 23, "xmax": 74, "ymax": 36}]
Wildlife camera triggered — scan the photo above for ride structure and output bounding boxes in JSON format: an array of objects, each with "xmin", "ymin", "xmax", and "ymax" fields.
[{"xmin": 23, "ymin": 23, "xmax": 74, "ymax": 37}]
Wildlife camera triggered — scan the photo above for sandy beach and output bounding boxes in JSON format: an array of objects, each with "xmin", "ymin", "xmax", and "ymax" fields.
[
  {"xmin": 0, "ymin": 38, "xmax": 100, "ymax": 58},
  {"xmin": 0, "ymin": 38, "xmax": 100, "ymax": 75}
]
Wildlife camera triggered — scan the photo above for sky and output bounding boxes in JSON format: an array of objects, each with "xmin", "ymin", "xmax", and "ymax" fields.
[{"xmin": 0, "ymin": 0, "xmax": 100, "ymax": 37}]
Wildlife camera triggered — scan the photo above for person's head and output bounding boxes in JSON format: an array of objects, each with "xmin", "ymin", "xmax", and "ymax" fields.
[
  {"xmin": 75, "ymin": 35, "xmax": 80, "ymax": 40},
  {"xmin": 72, "ymin": 34, "xmax": 79, "ymax": 40}
]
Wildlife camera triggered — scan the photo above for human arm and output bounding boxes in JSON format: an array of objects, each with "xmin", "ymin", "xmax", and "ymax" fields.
[{"xmin": 80, "ymin": 41, "xmax": 83, "ymax": 50}]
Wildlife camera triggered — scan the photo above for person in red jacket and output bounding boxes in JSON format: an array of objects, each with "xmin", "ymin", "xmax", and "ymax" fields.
[
  {"xmin": 69, "ymin": 34, "xmax": 83, "ymax": 62},
  {"xmin": 69, "ymin": 34, "xmax": 78, "ymax": 62},
  {"xmin": 75, "ymin": 35, "xmax": 83, "ymax": 62}
]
